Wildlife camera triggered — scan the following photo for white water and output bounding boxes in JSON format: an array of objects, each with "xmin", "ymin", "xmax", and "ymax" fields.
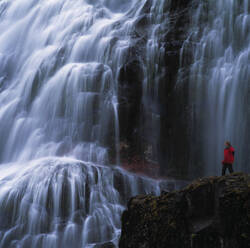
[
  {"xmin": 0, "ymin": 0, "xmax": 175, "ymax": 247},
  {"xmin": 0, "ymin": 0, "xmax": 127, "ymax": 164},
  {"xmin": 1, "ymin": 0, "xmax": 248, "ymax": 245},
  {"xmin": 0, "ymin": 157, "xmax": 166, "ymax": 247},
  {"xmin": 181, "ymin": 0, "xmax": 250, "ymax": 175}
]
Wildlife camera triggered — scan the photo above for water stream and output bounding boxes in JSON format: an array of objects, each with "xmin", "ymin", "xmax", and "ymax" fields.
[
  {"xmin": 0, "ymin": 157, "xmax": 168, "ymax": 247},
  {"xmin": 0, "ymin": 0, "xmax": 249, "ymax": 246},
  {"xmin": 181, "ymin": 0, "xmax": 250, "ymax": 175},
  {"xmin": 0, "ymin": 0, "xmax": 174, "ymax": 247}
]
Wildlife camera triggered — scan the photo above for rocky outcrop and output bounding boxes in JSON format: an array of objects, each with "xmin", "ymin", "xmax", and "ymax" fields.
[{"xmin": 119, "ymin": 173, "xmax": 250, "ymax": 248}]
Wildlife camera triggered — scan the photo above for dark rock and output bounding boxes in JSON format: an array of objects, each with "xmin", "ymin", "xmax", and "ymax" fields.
[
  {"xmin": 117, "ymin": 0, "xmax": 193, "ymax": 177},
  {"xmin": 119, "ymin": 173, "xmax": 250, "ymax": 248},
  {"xmin": 93, "ymin": 241, "xmax": 115, "ymax": 248},
  {"xmin": 157, "ymin": 0, "xmax": 193, "ymax": 177},
  {"xmin": 138, "ymin": 0, "xmax": 153, "ymax": 15},
  {"xmin": 118, "ymin": 57, "xmax": 144, "ymax": 161},
  {"xmin": 113, "ymin": 169, "xmax": 129, "ymax": 204}
]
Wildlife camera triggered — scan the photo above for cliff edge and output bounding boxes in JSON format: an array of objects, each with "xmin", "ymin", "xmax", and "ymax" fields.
[{"xmin": 119, "ymin": 173, "xmax": 250, "ymax": 248}]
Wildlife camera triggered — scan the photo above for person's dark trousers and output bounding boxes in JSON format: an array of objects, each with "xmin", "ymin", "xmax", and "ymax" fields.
[{"xmin": 222, "ymin": 163, "xmax": 234, "ymax": 176}]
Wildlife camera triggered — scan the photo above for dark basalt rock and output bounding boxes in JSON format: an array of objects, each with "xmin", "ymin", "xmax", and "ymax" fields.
[{"xmin": 119, "ymin": 173, "xmax": 250, "ymax": 248}]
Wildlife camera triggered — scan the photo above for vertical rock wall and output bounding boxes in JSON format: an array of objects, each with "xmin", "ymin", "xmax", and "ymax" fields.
[{"xmin": 118, "ymin": 0, "xmax": 193, "ymax": 177}]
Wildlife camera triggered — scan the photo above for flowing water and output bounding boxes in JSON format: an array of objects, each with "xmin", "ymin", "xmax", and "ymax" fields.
[
  {"xmin": 0, "ymin": 0, "xmax": 126, "ymax": 164},
  {"xmin": 0, "ymin": 0, "xmax": 249, "ymax": 246},
  {"xmin": 181, "ymin": 0, "xmax": 250, "ymax": 175},
  {"xmin": 0, "ymin": 157, "xmax": 167, "ymax": 247},
  {"xmin": 141, "ymin": 0, "xmax": 167, "ymax": 162},
  {"xmin": 0, "ymin": 0, "xmax": 175, "ymax": 247}
]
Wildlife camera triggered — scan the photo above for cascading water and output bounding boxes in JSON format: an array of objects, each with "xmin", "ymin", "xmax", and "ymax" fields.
[
  {"xmin": 0, "ymin": 0, "xmax": 183, "ymax": 247},
  {"xmin": 0, "ymin": 0, "xmax": 126, "ymax": 164},
  {"xmin": 0, "ymin": 157, "xmax": 166, "ymax": 247},
  {"xmin": 1, "ymin": 0, "xmax": 248, "ymax": 246},
  {"xmin": 181, "ymin": 0, "xmax": 250, "ymax": 175},
  {"xmin": 141, "ymin": 0, "xmax": 166, "ymax": 162}
]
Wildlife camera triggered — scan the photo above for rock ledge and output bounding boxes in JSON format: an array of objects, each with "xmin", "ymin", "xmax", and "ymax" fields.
[{"xmin": 119, "ymin": 173, "xmax": 250, "ymax": 248}]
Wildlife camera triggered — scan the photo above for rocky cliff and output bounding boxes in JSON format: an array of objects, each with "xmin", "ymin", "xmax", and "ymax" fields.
[{"xmin": 119, "ymin": 173, "xmax": 250, "ymax": 248}]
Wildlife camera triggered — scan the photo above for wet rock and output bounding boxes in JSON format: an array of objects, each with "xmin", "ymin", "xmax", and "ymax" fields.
[
  {"xmin": 157, "ymin": 0, "xmax": 193, "ymax": 177},
  {"xmin": 118, "ymin": 58, "xmax": 144, "ymax": 160},
  {"xmin": 119, "ymin": 173, "xmax": 250, "ymax": 248},
  {"xmin": 113, "ymin": 169, "xmax": 128, "ymax": 204},
  {"xmin": 93, "ymin": 241, "xmax": 115, "ymax": 248},
  {"xmin": 138, "ymin": 0, "xmax": 153, "ymax": 15},
  {"xmin": 116, "ymin": 0, "xmax": 193, "ymax": 177}
]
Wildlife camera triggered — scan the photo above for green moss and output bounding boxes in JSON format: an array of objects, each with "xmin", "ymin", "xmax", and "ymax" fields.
[
  {"xmin": 191, "ymin": 233, "xmax": 197, "ymax": 239},
  {"xmin": 241, "ymin": 233, "xmax": 247, "ymax": 239}
]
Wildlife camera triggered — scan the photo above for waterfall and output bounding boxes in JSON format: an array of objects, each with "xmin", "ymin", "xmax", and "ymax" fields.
[
  {"xmin": 0, "ymin": 157, "xmax": 167, "ymax": 247},
  {"xmin": 181, "ymin": 0, "xmax": 250, "ymax": 175},
  {"xmin": 0, "ymin": 0, "xmax": 147, "ymax": 165},
  {"xmin": 0, "ymin": 0, "xmax": 248, "ymax": 246},
  {"xmin": 141, "ymin": 0, "xmax": 166, "ymax": 162},
  {"xmin": 0, "ymin": 0, "xmax": 183, "ymax": 247}
]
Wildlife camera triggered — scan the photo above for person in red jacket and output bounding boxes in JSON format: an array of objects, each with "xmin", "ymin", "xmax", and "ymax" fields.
[{"xmin": 222, "ymin": 141, "xmax": 235, "ymax": 175}]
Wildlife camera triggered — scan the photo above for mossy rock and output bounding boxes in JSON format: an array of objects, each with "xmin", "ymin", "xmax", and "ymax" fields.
[{"xmin": 119, "ymin": 173, "xmax": 250, "ymax": 248}]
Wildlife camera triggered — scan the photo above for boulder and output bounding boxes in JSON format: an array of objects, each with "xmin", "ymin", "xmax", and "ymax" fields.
[{"xmin": 119, "ymin": 173, "xmax": 250, "ymax": 248}]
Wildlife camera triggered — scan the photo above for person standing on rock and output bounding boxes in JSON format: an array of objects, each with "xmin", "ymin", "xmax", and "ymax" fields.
[{"xmin": 222, "ymin": 141, "xmax": 235, "ymax": 176}]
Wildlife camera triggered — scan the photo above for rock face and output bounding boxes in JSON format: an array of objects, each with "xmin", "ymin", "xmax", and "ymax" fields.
[
  {"xmin": 117, "ymin": 0, "xmax": 193, "ymax": 177},
  {"xmin": 119, "ymin": 173, "xmax": 250, "ymax": 248},
  {"xmin": 157, "ymin": 0, "xmax": 192, "ymax": 176}
]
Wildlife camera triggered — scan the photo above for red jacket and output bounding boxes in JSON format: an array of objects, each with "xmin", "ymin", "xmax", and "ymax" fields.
[{"xmin": 222, "ymin": 146, "xmax": 235, "ymax": 164}]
